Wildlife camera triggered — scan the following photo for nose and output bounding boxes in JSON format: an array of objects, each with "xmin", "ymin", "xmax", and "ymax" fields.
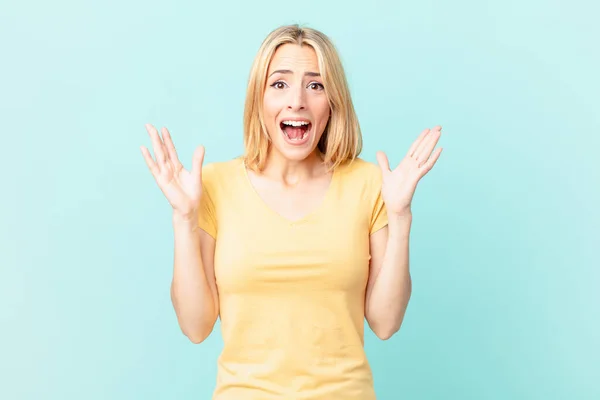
[{"xmin": 287, "ymin": 84, "xmax": 306, "ymax": 111}]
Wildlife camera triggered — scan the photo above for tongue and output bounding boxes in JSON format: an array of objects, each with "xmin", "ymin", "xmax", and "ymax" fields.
[{"xmin": 283, "ymin": 126, "xmax": 307, "ymax": 139}]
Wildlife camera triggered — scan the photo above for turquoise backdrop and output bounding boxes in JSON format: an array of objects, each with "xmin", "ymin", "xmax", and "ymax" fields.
[{"xmin": 2, "ymin": 0, "xmax": 598, "ymax": 399}]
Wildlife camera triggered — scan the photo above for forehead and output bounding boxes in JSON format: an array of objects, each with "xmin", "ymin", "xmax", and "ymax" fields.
[{"xmin": 267, "ymin": 43, "xmax": 319, "ymax": 74}]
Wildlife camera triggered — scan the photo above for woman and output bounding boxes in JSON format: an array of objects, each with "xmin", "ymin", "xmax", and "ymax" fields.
[{"xmin": 141, "ymin": 24, "xmax": 442, "ymax": 399}]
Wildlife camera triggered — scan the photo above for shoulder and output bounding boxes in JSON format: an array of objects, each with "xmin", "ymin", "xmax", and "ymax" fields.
[
  {"xmin": 334, "ymin": 157, "xmax": 387, "ymax": 231},
  {"xmin": 336, "ymin": 157, "xmax": 384, "ymax": 209},
  {"xmin": 201, "ymin": 157, "xmax": 244, "ymax": 188},
  {"xmin": 337, "ymin": 157, "xmax": 383, "ymax": 187}
]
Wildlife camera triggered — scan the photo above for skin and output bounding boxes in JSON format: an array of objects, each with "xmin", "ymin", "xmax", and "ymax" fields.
[
  {"xmin": 246, "ymin": 43, "xmax": 334, "ymax": 222},
  {"xmin": 261, "ymin": 43, "xmax": 330, "ymax": 176},
  {"xmin": 366, "ymin": 126, "xmax": 443, "ymax": 339},
  {"xmin": 140, "ymin": 42, "xmax": 444, "ymax": 342}
]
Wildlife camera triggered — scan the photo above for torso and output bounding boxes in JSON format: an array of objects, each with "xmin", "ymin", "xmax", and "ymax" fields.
[{"xmin": 198, "ymin": 157, "xmax": 388, "ymax": 400}]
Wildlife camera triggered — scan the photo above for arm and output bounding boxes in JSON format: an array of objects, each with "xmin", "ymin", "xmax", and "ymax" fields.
[
  {"xmin": 367, "ymin": 125, "xmax": 443, "ymax": 339},
  {"xmin": 170, "ymin": 211, "xmax": 219, "ymax": 344},
  {"xmin": 365, "ymin": 212, "xmax": 412, "ymax": 340},
  {"xmin": 140, "ymin": 124, "xmax": 218, "ymax": 344}
]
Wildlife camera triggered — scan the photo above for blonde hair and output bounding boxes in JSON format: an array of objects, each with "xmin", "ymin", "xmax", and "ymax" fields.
[{"xmin": 242, "ymin": 24, "xmax": 362, "ymax": 172}]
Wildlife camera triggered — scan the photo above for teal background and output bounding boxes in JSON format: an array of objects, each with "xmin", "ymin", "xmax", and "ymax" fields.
[{"xmin": 1, "ymin": 0, "xmax": 598, "ymax": 398}]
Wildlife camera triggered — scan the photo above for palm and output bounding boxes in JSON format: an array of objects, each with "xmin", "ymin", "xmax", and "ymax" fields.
[
  {"xmin": 140, "ymin": 124, "xmax": 205, "ymax": 216},
  {"xmin": 377, "ymin": 126, "xmax": 443, "ymax": 215}
]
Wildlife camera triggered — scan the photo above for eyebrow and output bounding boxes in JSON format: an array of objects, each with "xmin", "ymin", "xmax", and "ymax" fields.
[{"xmin": 268, "ymin": 69, "xmax": 321, "ymax": 78}]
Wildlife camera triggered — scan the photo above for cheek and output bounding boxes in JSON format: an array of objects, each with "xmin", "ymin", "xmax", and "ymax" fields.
[
  {"xmin": 315, "ymin": 96, "xmax": 330, "ymax": 115},
  {"xmin": 262, "ymin": 94, "xmax": 279, "ymax": 119},
  {"xmin": 262, "ymin": 95, "xmax": 282, "ymax": 138},
  {"xmin": 314, "ymin": 98, "xmax": 330, "ymax": 124}
]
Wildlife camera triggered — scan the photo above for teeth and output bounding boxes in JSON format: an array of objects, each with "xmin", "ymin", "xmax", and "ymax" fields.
[{"xmin": 282, "ymin": 120, "xmax": 310, "ymax": 127}]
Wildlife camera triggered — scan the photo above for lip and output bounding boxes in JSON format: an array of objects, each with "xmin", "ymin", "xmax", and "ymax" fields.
[
  {"xmin": 278, "ymin": 117, "xmax": 313, "ymax": 132},
  {"xmin": 279, "ymin": 117, "xmax": 312, "ymax": 146},
  {"xmin": 278, "ymin": 117, "xmax": 312, "ymax": 124}
]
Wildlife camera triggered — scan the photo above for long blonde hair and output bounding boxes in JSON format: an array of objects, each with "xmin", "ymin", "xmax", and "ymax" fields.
[{"xmin": 243, "ymin": 24, "xmax": 362, "ymax": 172}]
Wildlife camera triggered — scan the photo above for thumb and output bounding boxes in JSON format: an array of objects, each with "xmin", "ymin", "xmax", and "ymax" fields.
[
  {"xmin": 376, "ymin": 151, "xmax": 390, "ymax": 174},
  {"xmin": 191, "ymin": 145, "xmax": 205, "ymax": 181}
]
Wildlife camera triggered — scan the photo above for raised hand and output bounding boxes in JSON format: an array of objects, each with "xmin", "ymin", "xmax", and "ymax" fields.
[
  {"xmin": 376, "ymin": 125, "xmax": 443, "ymax": 216},
  {"xmin": 140, "ymin": 123, "xmax": 205, "ymax": 219}
]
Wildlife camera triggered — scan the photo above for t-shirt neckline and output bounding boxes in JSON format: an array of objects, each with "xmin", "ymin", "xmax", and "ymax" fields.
[{"xmin": 239, "ymin": 157, "xmax": 340, "ymax": 226}]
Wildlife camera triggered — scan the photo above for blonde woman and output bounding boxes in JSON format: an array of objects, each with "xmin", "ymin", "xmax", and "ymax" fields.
[{"xmin": 141, "ymin": 24, "xmax": 443, "ymax": 399}]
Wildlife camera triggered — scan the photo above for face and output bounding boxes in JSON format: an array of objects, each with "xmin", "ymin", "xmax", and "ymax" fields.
[{"xmin": 262, "ymin": 43, "xmax": 331, "ymax": 162}]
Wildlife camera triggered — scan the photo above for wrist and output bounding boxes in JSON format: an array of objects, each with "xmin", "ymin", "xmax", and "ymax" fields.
[
  {"xmin": 388, "ymin": 209, "xmax": 412, "ymax": 221},
  {"xmin": 172, "ymin": 209, "xmax": 199, "ymax": 227},
  {"xmin": 387, "ymin": 210, "xmax": 412, "ymax": 232}
]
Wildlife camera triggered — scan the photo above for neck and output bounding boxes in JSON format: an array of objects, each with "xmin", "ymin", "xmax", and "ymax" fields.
[{"xmin": 262, "ymin": 149, "xmax": 327, "ymax": 186}]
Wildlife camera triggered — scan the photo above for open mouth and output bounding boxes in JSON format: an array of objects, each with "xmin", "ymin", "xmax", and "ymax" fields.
[{"xmin": 280, "ymin": 120, "xmax": 312, "ymax": 142}]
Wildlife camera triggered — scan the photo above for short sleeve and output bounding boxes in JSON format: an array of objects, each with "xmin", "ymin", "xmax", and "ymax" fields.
[
  {"xmin": 370, "ymin": 188, "xmax": 388, "ymax": 234},
  {"xmin": 197, "ymin": 164, "xmax": 217, "ymax": 239},
  {"xmin": 369, "ymin": 166, "xmax": 388, "ymax": 234}
]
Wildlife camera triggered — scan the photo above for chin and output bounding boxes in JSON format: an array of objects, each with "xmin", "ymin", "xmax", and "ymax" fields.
[{"xmin": 270, "ymin": 141, "xmax": 315, "ymax": 161}]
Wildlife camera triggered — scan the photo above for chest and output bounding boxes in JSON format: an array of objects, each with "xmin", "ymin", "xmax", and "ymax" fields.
[
  {"xmin": 213, "ymin": 191, "xmax": 372, "ymax": 295},
  {"xmin": 245, "ymin": 172, "xmax": 333, "ymax": 222}
]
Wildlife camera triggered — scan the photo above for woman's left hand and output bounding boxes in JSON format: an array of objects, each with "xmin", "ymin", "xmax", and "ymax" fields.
[{"xmin": 376, "ymin": 125, "xmax": 443, "ymax": 216}]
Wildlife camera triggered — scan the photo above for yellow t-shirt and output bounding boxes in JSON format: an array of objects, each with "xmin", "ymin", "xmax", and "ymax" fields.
[{"xmin": 198, "ymin": 156, "xmax": 388, "ymax": 399}]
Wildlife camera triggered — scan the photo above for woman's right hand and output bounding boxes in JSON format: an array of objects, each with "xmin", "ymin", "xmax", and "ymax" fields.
[{"xmin": 140, "ymin": 123, "xmax": 205, "ymax": 220}]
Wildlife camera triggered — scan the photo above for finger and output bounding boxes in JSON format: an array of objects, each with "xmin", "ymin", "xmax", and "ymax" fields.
[
  {"xmin": 414, "ymin": 126, "xmax": 442, "ymax": 162},
  {"xmin": 408, "ymin": 128, "xmax": 431, "ymax": 157},
  {"xmin": 140, "ymin": 145, "xmax": 159, "ymax": 177},
  {"xmin": 191, "ymin": 145, "xmax": 205, "ymax": 182},
  {"xmin": 376, "ymin": 151, "xmax": 390, "ymax": 174},
  {"xmin": 420, "ymin": 147, "xmax": 443, "ymax": 173},
  {"xmin": 161, "ymin": 127, "xmax": 183, "ymax": 172},
  {"xmin": 145, "ymin": 123, "xmax": 168, "ymax": 169}
]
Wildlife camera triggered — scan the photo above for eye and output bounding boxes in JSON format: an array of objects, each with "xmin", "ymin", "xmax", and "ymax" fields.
[
  {"xmin": 308, "ymin": 82, "xmax": 325, "ymax": 91},
  {"xmin": 271, "ymin": 80, "xmax": 287, "ymax": 89}
]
